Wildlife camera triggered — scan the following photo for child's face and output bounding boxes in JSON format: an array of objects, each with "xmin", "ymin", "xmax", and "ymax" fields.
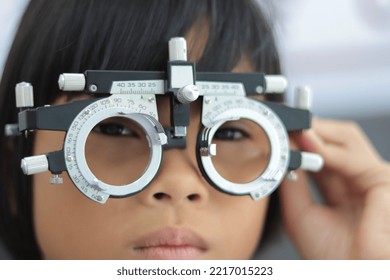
[{"xmin": 32, "ymin": 51, "xmax": 270, "ymax": 259}]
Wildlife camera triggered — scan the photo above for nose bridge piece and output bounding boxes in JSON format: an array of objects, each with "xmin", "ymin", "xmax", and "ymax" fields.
[{"xmin": 163, "ymin": 127, "xmax": 187, "ymax": 149}]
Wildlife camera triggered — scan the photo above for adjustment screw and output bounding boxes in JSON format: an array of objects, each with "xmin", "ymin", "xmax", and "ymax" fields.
[
  {"xmin": 89, "ymin": 84, "xmax": 98, "ymax": 92},
  {"xmin": 287, "ymin": 170, "xmax": 298, "ymax": 181},
  {"xmin": 255, "ymin": 86, "xmax": 264, "ymax": 94},
  {"xmin": 50, "ymin": 174, "xmax": 63, "ymax": 185}
]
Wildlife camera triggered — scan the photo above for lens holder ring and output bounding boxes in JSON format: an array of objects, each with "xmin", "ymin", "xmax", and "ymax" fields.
[
  {"xmin": 199, "ymin": 97, "xmax": 289, "ymax": 200},
  {"xmin": 64, "ymin": 95, "xmax": 163, "ymax": 203}
]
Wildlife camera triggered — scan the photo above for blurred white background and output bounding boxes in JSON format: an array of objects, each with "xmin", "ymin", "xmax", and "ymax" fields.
[
  {"xmin": 0, "ymin": 0, "xmax": 389, "ymax": 259},
  {"xmin": 275, "ymin": 0, "xmax": 390, "ymax": 119},
  {"xmin": 0, "ymin": 0, "xmax": 28, "ymax": 77}
]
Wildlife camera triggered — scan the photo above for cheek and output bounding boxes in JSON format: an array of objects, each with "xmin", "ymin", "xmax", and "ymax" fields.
[
  {"xmin": 209, "ymin": 196, "xmax": 269, "ymax": 259},
  {"xmin": 32, "ymin": 130, "xmax": 118, "ymax": 259},
  {"xmin": 33, "ymin": 169, "xmax": 147, "ymax": 259},
  {"xmin": 33, "ymin": 173, "xmax": 87, "ymax": 259}
]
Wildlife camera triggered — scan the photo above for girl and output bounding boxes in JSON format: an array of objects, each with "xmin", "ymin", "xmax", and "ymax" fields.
[{"xmin": 0, "ymin": 0, "xmax": 389, "ymax": 259}]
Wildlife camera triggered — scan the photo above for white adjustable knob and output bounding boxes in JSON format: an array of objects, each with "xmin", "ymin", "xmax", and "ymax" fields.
[
  {"xmin": 295, "ymin": 86, "xmax": 312, "ymax": 110},
  {"xmin": 300, "ymin": 152, "xmax": 324, "ymax": 172},
  {"xmin": 177, "ymin": 85, "xmax": 199, "ymax": 104},
  {"xmin": 264, "ymin": 75, "xmax": 288, "ymax": 93},
  {"xmin": 4, "ymin": 124, "xmax": 19, "ymax": 136},
  {"xmin": 169, "ymin": 37, "xmax": 187, "ymax": 61},
  {"xmin": 21, "ymin": 155, "xmax": 49, "ymax": 175},
  {"xmin": 15, "ymin": 82, "xmax": 34, "ymax": 108},
  {"xmin": 58, "ymin": 73, "xmax": 86, "ymax": 91}
]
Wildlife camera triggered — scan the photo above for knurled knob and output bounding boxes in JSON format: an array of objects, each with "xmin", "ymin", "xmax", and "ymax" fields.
[
  {"xmin": 58, "ymin": 73, "xmax": 86, "ymax": 91},
  {"xmin": 295, "ymin": 86, "xmax": 312, "ymax": 110},
  {"xmin": 21, "ymin": 155, "xmax": 49, "ymax": 175},
  {"xmin": 264, "ymin": 75, "xmax": 288, "ymax": 93},
  {"xmin": 15, "ymin": 82, "xmax": 34, "ymax": 108},
  {"xmin": 177, "ymin": 84, "xmax": 199, "ymax": 104},
  {"xmin": 169, "ymin": 37, "xmax": 187, "ymax": 61}
]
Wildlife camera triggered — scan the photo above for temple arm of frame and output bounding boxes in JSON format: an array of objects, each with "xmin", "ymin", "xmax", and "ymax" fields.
[
  {"xmin": 47, "ymin": 150, "xmax": 67, "ymax": 173},
  {"xmin": 18, "ymin": 99, "xmax": 95, "ymax": 132},
  {"xmin": 289, "ymin": 150, "xmax": 324, "ymax": 172},
  {"xmin": 262, "ymin": 100, "xmax": 311, "ymax": 131}
]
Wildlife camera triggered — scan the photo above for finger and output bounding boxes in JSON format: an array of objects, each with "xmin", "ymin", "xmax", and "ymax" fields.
[
  {"xmin": 293, "ymin": 128, "xmax": 348, "ymax": 171},
  {"xmin": 312, "ymin": 168, "xmax": 355, "ymax": 206},
  {"xmin": 311, "ymin": 119, "xmax": 356, "ymax": 145},
  {"xmin": 279, "ymin": 170, "xmax": 314, "ymax": 239},
  {"xmin": 292, "ymin": 130, "xmax": 356, "ymax": 205},
  {"xmin": 300, "ymin": 121, "xmax": 379, "ymax": 174},
  {"xmin": 312, "ymin": 119, "xmax": 380, "ymax": 158},
  {"xmin": 290, "ymin": 131, "xmax": 347, "ymax": 205},
  {"xmin": 296, "ymin": 118, "xmax": 387, "ymax": 192},
  {"xmin": 279, "ymin": 170, "xmax": 335, "ymax": 258},
  {"xmin": 301, "ymin": 129, "xmax": 351, "ymax": 171}
]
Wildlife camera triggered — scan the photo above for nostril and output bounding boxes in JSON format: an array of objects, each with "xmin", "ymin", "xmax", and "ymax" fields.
[
  {"xmin": 152, "ymin": 192, "xmax": 201, "ymax": 202},
  {"xmin": 187, "ymin": 194, "xmax": 200, "ymax": 201}
]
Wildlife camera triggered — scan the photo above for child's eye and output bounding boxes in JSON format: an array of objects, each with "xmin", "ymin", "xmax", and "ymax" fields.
[
  {"xmin": 214, "ymin": 127, "xmax": 249, "ymax": 141},
  {"xmin": 92, "ymin": 122, "xmax": 140, "ymax": 137}
]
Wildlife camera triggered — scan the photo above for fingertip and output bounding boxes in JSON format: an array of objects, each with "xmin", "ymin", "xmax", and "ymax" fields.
[{"xmin": 295, "ymin": 129, "xmax": 323, "ymax": 153}]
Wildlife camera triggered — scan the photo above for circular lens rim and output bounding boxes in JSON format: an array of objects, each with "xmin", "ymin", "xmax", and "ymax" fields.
[
  {"xmin": 198, "ymin": 101, "xmax": 289, "ymax": 200},
  {"xmin": 64, "ymin": 97, "xmax": 163, "ymax": 202}
]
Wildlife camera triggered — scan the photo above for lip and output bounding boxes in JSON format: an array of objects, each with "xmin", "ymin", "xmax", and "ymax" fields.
[{"xmin": 133, "ymin": 227, "xmax": 208, "ymax": 260}]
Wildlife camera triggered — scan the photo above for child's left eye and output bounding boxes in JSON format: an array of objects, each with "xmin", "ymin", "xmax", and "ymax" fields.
[
  {"xmin": 214, "ymin": 128, "xmax": 249, "ymax": 141},
  {"xmin": 92, "ymin": 123, "xmax": 140, "ymax": 137}
]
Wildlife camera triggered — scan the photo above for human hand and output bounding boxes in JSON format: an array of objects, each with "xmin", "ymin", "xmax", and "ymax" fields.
[{"xmin": 279, "ymin": 118, "xmax": 390, "ymax": 259}]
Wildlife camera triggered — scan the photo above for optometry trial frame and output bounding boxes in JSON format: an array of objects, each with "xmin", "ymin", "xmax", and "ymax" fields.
[{"xmin": 5, "ymin": 37, "xmax": 323, "ymax": 204}]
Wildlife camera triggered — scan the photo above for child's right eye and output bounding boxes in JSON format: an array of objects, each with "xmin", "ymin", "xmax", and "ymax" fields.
[{"xmin": 92, "ymin": 122, "xmax": 140, "ymax": 138}]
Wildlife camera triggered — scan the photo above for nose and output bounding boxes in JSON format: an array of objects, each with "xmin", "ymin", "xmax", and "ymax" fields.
[{"xmin": 138, "ymin": 149, "xmax": 210, "ymax": 206}]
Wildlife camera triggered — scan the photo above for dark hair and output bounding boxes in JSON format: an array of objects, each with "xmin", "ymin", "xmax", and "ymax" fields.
[{"xmin": 0, "ymin": 0, "xmax": 281, "ymax": 259}]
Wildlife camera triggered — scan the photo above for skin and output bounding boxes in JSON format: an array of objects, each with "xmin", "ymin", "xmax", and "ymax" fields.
[
  {"xmin": 32, "ymin": 59, "xmax": 270, "ymax": 260},
  {"xmin": 280, "ymin": 119, "xmax": 390, "ymax": 259}
]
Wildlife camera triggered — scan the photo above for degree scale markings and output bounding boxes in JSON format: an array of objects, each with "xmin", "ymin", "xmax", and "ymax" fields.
[
  {"xmin": 196, "ymin": 82, "xmax": 246, "ymax": 96},
  {"xmin": 200, "ymin": 95, "xmax": 290, "ymax": 199},
  {"xmin": 64, "ymin": 94, "xmax": 158, "ymax": 203},
  {"xmin": 110, "ymin": 80, "xmax": 246, "ymax": 97},
  {"xmin": 110, "ymin": 80, "xmax": 165, "ymax": 95}
]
